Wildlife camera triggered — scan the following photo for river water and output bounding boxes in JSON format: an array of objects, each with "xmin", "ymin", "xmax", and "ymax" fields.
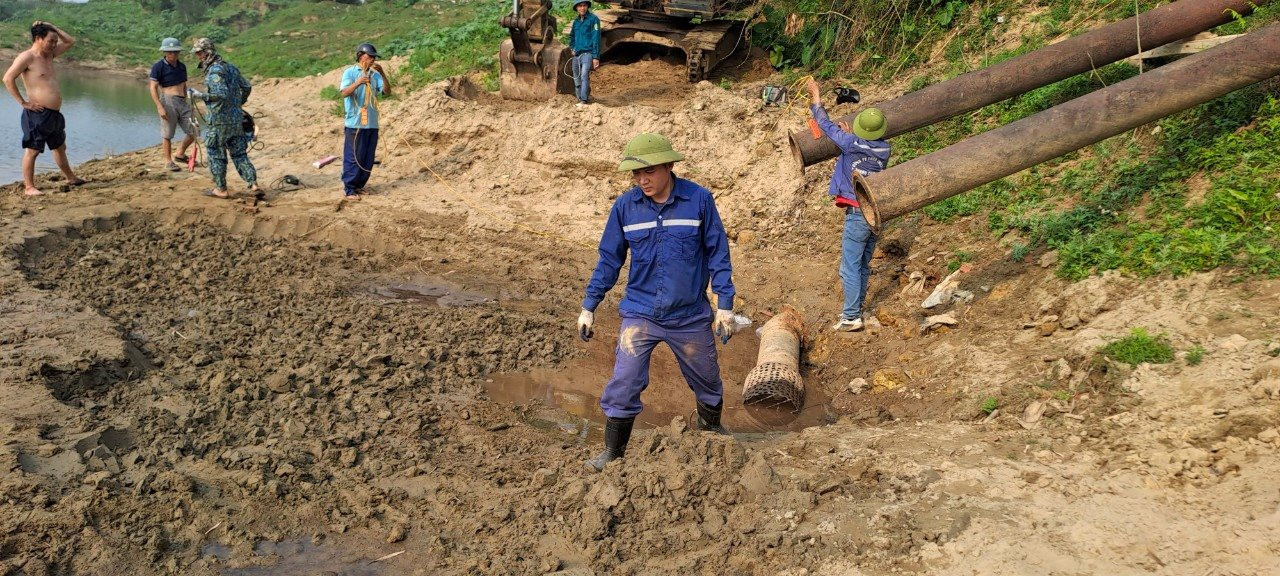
[{"xmin": 0, "ymin": 66, "xmax": 160, "ymax": 184}]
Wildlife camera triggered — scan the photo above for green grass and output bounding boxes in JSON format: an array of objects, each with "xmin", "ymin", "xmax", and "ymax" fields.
[
  {"xmin": 1185, "ymin": 345, "xmax": 1206, "ymax": 366},
  {"xmin": 0, "ymin": 0, "xmax": 483, "ymax": 81},
  {"xmin": 946, "ymin": 250, "xmax": 974, "ymax": 272},
  {"xmin": 319, "ymin": 84, "xmax": 343, "ymax": 117},
  {"xmin": 979, "ymin": 396, "xmax": 999, "ymax": 415},
  {"xmin": 1101, "ymin": 328, "xmax": 1174, "ymax": 367}
]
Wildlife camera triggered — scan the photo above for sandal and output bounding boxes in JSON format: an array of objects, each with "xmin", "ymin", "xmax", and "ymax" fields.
[
  {"xmin": 173, "ymin": 154, "xmax": 190, "ymax": 163},
  {"xmin": 68, "ymin": 178, "xmax": 87, "ymax": 186},
  {"xmin": 202, "ymin": 189, "xmax": 230, "ymax": 199}
]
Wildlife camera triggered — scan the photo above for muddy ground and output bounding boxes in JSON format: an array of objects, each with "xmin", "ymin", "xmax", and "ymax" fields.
[{"xmin": 2, "ymin": 27, "xmax": 1280, "ymax": 576}]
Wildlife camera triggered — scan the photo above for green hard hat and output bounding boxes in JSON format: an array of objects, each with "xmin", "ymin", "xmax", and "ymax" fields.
[
  {"xmin": 159, "ymin": 37, "xmax": 181, "ymax": 52},
  {"xmin": 617, "ymin": 133, "xmax": 684, "ymax": 171},
  {"xmin": 852, "ymin": 107, "xmax": 887, "ymax": 140}
]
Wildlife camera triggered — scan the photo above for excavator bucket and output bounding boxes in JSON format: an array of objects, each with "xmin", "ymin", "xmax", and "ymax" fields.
[{"xmin": 498, "ymin": 0, "xmax": 574, "ymax": 101}]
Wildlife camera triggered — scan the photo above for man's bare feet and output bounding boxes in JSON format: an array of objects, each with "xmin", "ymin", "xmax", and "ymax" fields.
[{"xmin": 23, "ymin": 186, "xmax": 44, "ymax": 196}]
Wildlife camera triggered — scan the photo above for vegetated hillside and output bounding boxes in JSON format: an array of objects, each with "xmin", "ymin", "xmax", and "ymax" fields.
[{"xmin": 761, "ymin": 0, "xmax": 1280, "ymax": 282}]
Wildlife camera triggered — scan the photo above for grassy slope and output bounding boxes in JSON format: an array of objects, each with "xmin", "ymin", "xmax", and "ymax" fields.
[{"xmin": 0, "ymin": 0, "xmax": 482, "ymax": 77}]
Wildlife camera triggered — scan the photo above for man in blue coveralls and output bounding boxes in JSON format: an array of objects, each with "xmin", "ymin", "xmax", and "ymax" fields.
[
  {"xmin": 339, "ymin": 43, "xmax": 391, "ymax": 200},
  {"xmin": 805, "ymin": 77, "xmax": 890, "ymax": 332},
  {"xmin": 577, "ymin": 133, "xmax": 738, "ymax": 472},
  {"xmin": 566, "ymin": 0, "xmax": 601, "ymax": 106}
]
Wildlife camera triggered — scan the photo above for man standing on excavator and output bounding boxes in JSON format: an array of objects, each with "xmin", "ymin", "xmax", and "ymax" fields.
[
  {"xmin": 567, "ymin": 0, "xmax": 601, "ymax": 106},
  {"xmin": 577, "ymin": 133, "xmax": 738, "ymax": 472}
]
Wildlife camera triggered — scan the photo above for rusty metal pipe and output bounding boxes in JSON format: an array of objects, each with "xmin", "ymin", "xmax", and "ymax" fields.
[
  {"xmin": 790, "ymin": 0, "xmax": 1270, "ymax": 168},
  {"xmin": 742, "ymin": 306, "xmax": 805, "ymax": 409},
  {"xmin": 853, "ymin": 25, "xmax": 1280, "ymax": 232}
]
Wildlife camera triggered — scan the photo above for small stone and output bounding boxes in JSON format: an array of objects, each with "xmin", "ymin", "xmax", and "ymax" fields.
[
  {"xmin": 871, "ymin": 368, "xmax": 907, "ymax": 392},
  {"xmin": 923, "ymin": 314, "xmax": 958, "ymax": 329},
  {"xmin": 1252, "ymin": 358, "xmax": 1280, "ymax": 382},
  {"xmin": 339, "ymin": 448, "xmax": 359, "ymax": 467},
  {"xmin": 1038, "ymin": 321, "xmax": 1059, "ymax": 337},
  {"xmin": 847, "ymin": 378, "xmax": 869, "ymax": 395},
  {"xmin": 1219, "ymin": 334, "xmax": 1250, "ymax": 352},
  {"xmin": 387, "ymin": 523, "xmax": 408, "ymax": 544},
  {"xmin": 1039, "ymin": 250, "xmax": 1059, "ymax": 268}
]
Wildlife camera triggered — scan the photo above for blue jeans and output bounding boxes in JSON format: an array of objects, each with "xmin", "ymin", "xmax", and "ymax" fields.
[
  {"xmin": 342, "ymin": 127, "xmax": 378, "ymax": 196},
  {"xmin": 840, "ymin": 207, "xmax": 876, "ymax": 320},
  {"xmin": 571, "ymin": 52, "xmax": 593, "ymax": 103},
  {"xmin": 600, "ymin": 315, "xmax": 723, "ymax": 419}
]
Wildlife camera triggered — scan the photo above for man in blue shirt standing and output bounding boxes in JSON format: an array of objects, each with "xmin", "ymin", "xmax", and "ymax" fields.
[
  {"xmin": 148, "ymin": 37, "xmax": 196, "ymax": 172},
  {"xmin": 578, "ymin": 133, "xmax": 739, "ymax": 472},
  {"xmin": 805, "ymin": 77, "xmax": 891, "ymax": 332},
  {"xmin": 338, "ymin": 43, "xmax": 391, "ymax": 200},
  {"xmin": 567, "ymin": 0, "xmax": 601, "ymax": 106}
]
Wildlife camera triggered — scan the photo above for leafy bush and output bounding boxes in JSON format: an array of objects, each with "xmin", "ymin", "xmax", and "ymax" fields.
[
  {"xmin": 1101, "ymin": 328, "xmax": 1174, "ymax": 367},
  {"xmin": 1185, "ymin": 345, "xmax": 1206, "ymax": 366}
]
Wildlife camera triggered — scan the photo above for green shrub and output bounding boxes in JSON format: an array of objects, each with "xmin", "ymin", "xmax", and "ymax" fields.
[
  {"xmin": 1101, "ymin": 328, "xmax": 1174, "ymax": 367},
  {"xmin": 1185, "ymin": 345, "xmax": 1206, "ymax": 366},
  {"xmin": 980, "ymin": 396, "xmax": 998, "ymax": 415}
]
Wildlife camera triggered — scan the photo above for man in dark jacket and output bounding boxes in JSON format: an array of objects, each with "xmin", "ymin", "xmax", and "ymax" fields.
[{"xmin": 567, "ymin": 0, "xmax": 601, "ymax": 106}]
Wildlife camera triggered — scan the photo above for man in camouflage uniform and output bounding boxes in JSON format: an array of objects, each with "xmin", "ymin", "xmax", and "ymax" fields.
[{"xmin": 187, "ymin": 38, "xmax": 259, "ymax": 199}]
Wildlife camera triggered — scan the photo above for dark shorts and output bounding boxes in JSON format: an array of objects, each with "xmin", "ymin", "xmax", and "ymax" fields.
[{"xmin": 21, "ymin": 108, "xmax": 67, "ymax": 152}]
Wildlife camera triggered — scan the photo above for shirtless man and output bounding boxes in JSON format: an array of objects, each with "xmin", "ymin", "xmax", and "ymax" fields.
[{"xmin": 3, "ymin": 21, "xmax": 84, "ymax": 196}]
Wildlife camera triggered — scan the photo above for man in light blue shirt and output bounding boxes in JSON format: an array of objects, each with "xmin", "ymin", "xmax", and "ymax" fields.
[{"xmin": 339, "ymin": 43, "xmax": 391, "ymax": 199}]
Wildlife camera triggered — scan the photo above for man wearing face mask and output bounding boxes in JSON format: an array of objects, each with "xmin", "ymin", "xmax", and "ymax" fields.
[
  {"xmin": 578, "ymin": 132, "xmax": 738, "ymax": 472},
  {"xmin": 187, "ymin": 37, "xmax": 260, "ymax": 199}
]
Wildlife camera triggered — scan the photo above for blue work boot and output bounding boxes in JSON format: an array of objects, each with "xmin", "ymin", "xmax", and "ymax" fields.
[{"xmin": 585, "ymin": 416, "xmax": 634, "ymax": 472}]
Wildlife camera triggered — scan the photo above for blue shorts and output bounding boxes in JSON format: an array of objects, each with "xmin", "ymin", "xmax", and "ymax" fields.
[{"xmin": 21, "ymin": 108, "xmax": 67, "ymax": 151}]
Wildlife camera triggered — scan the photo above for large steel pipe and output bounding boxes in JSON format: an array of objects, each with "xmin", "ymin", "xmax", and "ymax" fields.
[
  {"xmin": 852, "ymin": 24, "xmax": 1280, "ymax": 232},
  {"xmin": 790, "ymin": 0, "xmax": 1269, "ymax": 168}
]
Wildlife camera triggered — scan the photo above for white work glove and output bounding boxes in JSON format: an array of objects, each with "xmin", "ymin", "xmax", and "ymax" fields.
[
  {"xmin": 714, "ymin": 309, "xmax": 736, "ymax": 344},
  {"xmin": 577, "ymin": 308, "xmax": 594, "ymax": 342},
  {"xmin": 187, "ymin": 87, "xmax": 205, "ymax": 99}
]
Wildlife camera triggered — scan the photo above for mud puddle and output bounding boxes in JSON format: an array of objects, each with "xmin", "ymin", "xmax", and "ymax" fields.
[
  {"xmin": 357, "ymin": 279, "xmax": 493, "ymax": 308},
  {"xmin": 485, "ymin": 315, "xmax": 836, "ymax": 434},
  {"xmin": 210, "ymin": 537, "xmax": 383, "ymax": 576}
]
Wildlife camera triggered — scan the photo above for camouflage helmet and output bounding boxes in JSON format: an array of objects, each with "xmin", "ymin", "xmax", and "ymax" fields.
[
  {"xmin": 190, "ymin": 38, "xmax": 216, "ymax": 55},
  {"xmin": 617, "ymin": 133, "xmax": 684, "ymax": 172}
]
